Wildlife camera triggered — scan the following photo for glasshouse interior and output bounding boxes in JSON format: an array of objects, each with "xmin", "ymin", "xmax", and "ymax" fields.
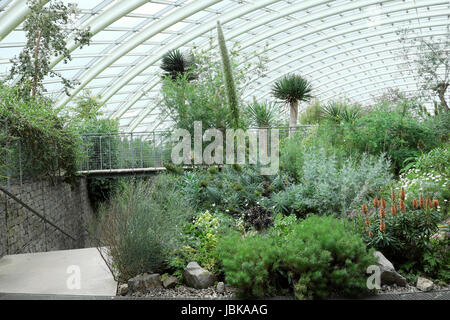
[{"xmin": 0, "ymin": 0, "xmax": 449, "ymax": 301}]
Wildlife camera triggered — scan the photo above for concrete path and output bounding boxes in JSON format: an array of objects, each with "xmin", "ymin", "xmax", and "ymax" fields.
[{"xmin": 0, "ymin": 248, "xmax": 117, "ymax": 296}]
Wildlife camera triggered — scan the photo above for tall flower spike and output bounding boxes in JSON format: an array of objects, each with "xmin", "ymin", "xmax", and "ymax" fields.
[
  {"xmin": 426, "ymin": 197, "xmax": 432, "ymax": 209},
  {"xmin": 373, "ymin": 197, "xmax": 379, "ymax": 209},
  {"xmin": 419, "ymin": 196, "xmax": 424, "ymax": 209},
  {"xmin": 380, "ymin": 220, "xmax": 386, "ymax": 233},
  {"xmin": 400, "ymin": 199, "xmax": 406, "ymax": 213},
  {"xmin": 390, "ymin": 206, "xmax": 397, "ymax": 215},
  {"xmin": 380, "ymin": 207, "xmax": 386, "ymax": 219},
  {"xmin": 400, "ymin": 188, "xmax": 406, "ymax": 201},
  {"xmin": 362, "ymin": 204, "xmax": 368, "ymax": 214},
  {"xmin": 391, "ymin": 190, "xmax": 396, "ymax": 202},
  {"xmin": 433, "ymin": 200, "xmax": 439, "ymax": 209},
  {"xmin": 381, "ymin": 198, "xmax": 386, "ymax": 209},
  {"xmin": 412, "ymin": 199, "xmax": 418, "ymax": 210}
]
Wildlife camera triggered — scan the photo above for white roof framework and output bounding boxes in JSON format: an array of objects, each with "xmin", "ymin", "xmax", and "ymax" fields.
[{"xmin": 0, "ymin": 0, "xmax": 448, "ymax": 132}]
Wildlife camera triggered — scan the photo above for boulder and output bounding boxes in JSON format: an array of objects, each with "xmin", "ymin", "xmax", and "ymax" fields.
[
  {"xmin": 216, "ymin": 282, "xmax": 225, "ymax": 294},
  {"xmin": 163, "ymin": 276, "xmax": 178, "ymax": 289},
  {"xmin": 127, "ymin": 273, "xmax": 162, "ymax": 293},
  {"xmin": 183, "ymin": 262, "xmax": 216, "ymax": 289},
  {"xmin": 374, "ymin": 251, "xmax": 407, "ymax": 287},
  {"xmin": 416, "ymin": 277, "xmax": 434, "ymax": 292},
  {"xmin": 118, "ymin": 284, "xmax": 128, "ymax": 296}
]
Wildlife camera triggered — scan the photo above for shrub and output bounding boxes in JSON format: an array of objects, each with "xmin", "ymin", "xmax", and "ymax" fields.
[
  {"xmin": 272, "ymin": 147, "xmax": 393, "ymax": 217},
  {"xmin": 343, "ymin": 110, "xmax": 440, "ymax": 173},
  {"xmin": 182, "ymin": 165, "xmax": 290, "ymax": 214},
  {"xmin": 218, "ymin": 215, "xmax": 376, "ymax": 299},
  {"xmin": 0, "ymin": 84, "xmax": 81, "ymax": 182},
  {"xmin": 169, "ymin": 210, "xmax": 221, "ymax": 278},
  {"xmin": 96, "ymin": 175, "xmax": 194, "ymax": 282},
  {"xmin": 398, "ymin": 146, "xmax": 449, "ymax": 214},
  {"xmin": 356, "ymin": 190, "xmax": 447, "ymax": 282},
  {"xmin": 242, "ymin": 205, "xmax": 273, "ymax": 231}
]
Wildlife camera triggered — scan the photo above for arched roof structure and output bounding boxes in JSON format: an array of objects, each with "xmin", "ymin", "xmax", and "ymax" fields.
[{"xmin": 0, "ymin": 0, "xmax": 448, "ymax": 131}]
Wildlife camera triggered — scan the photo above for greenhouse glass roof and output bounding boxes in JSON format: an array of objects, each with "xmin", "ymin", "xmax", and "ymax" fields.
[{"xmin": 0, "ymin": 0, "xmax": 449, "ymax": 131}]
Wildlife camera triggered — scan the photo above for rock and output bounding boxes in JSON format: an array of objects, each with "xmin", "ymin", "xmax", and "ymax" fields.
[
  {"xmin": 416, "ymin": 277, "xmax": 434, "ymax": 292},
  {"xmin": 374, "ymin": 251, "xmax": 407, "ymax": 287},
  {"xmin": 163, "ymin": 276, "xmax": 178, "ymax": 289},
  {"xmin": 127, "ymin": 273, "xmax": 162, "ymax": 293},
  {"xmin": 118, "ymin": 284, "xmax": 128, "ymax": 296},
  {"xmin": 216, "ymin": 282, "xmax": 225, "ymax": 294},
  {"xmin": 183, "ymin": 262, "xmax": 216, "ymax": 289}
]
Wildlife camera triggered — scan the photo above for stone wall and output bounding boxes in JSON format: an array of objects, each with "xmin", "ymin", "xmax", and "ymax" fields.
[{"xmin": 0, "ymin": 177, "xmax": 95, "ymax": 257}]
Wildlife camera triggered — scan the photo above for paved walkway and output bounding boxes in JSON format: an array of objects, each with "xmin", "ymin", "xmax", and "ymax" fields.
[{"xmin": 0, "ymin": 248, "xmax": 117, "ymax": 296}]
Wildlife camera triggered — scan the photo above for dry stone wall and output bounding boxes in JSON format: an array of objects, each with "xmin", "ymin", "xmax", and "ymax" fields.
[{"xmin": 0, "ymin": 177, "xmax": 94, "ymax": 257}]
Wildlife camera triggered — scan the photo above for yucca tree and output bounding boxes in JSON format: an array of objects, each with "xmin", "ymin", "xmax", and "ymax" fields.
[
  {"xmin": 271, "ymin": 74, "xmax": 312, "ymax": 134},
  {"xmin": 160, "ymin": 49, "xmax": 196, "ymax": 81}
]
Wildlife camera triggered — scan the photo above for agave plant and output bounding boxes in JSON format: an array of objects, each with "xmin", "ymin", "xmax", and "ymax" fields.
[
  {"xmin": 271, "ymin": 74, "xmax": 312, "ymax": 134},
  {"xmin": 322, "ymin": 101, "xmax": 361, "ymax": 123},
  {"xmin": 245, "ymin": 101, "xmax": 283, "ymax": 127},
  {"xmin": 160, "ymin": 49, "xmax": 196, "ymax": 81}
]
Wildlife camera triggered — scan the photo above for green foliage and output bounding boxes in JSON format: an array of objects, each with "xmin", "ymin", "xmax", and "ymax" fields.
[
  {"xmin": 273, "ymin": 147, "xmax": 393, "ymax": 217},
  {"xmin": 271, "ymin": 74, "xmax": 313, "ymax": 105},
  {"xmin": 0, "ymin": 84, "xmax": 81, "ymax": 182},
  {"xmin": 244, "ymin": 100, "xmax": 283, "ymax": 128},
  {"xmin": 217, "ymin": 215, "xmax": 376, "ymax": 299},
  {"xmin": 343, "ymin": 110, "xmax": 440, "ymax": 173},
  {"xmin": 300, "ymin": 100, "xmax": 324, "ymax": 124},
  {"xmin": 355, "ymin": 189, "xmax": 448, "ymax": 282},
  {"xmin": 181, "ymin": 165, "xmax": 290, "ymax": 214},
  {"xmin": 160, "ymin": 49, "xmax": 196, "ymax": 81},
  {"xmin": 169, "ymin": 210, "xmax": 221, "ymax": 278},
  {"xmin": 217, "ymin": 21, "xmax": 239, "ymax": 128},
  {"xmin": 161, "ymin": 37, "xmax": 266, "ymax": 134},
  {"xmin": 322, "ymin": 101, "xmax": 361, "ymax": 124},
  {"xmin": 8, "ymin": 0, "xmax": 91, "ymax": 97},
  {"xmin": 96, "ymin": 175, "xmax": 194, "ymax": 282}
]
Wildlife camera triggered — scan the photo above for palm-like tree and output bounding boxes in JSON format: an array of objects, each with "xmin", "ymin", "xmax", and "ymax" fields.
[
  {"xmin": 160, "ymin": 49, "xmax": 196, "ymax": 81},
  {"xmin": 271, "ymin": 74, "xmax": 312, "ymax": 134}
]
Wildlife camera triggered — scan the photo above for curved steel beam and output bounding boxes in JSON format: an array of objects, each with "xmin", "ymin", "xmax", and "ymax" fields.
[
  {"xmin": 105, "ymin": 0, "xmax": 284, "ymax": 119},
  {"xmin": 125, "ymin": 0, "xmax": 448, "ymax": 129},
  {"xmin": 55, "ymin": 0, "xmax": 222, "ymax": 109},
  {"xmin": 0, "ymin": 0, "xmax": 49, "ymax": 41},
  {"xmin": 48, "ymin": 0, "xmax": 149, "ymax": 70},
  {"xmin": 243, "ymin": 9, "xmax": 449, "ymax": 99}
]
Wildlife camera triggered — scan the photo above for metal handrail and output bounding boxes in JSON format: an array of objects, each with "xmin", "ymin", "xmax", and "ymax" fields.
[{"xmin": 0, "ymin": 185, "xmax": 77, "ymax": 242}]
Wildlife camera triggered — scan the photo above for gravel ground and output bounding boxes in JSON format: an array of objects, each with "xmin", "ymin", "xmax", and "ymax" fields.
[
  {"xmin": 128, "ymin": 285, "xmax": 236, "ymax": 299},
  {"xmin": 376, "ymin": 283, "xmax": 450, "ymax": 294},
  {"xmin": 125, "ymin": 283, "xmax": 450, "ymax": 299}
]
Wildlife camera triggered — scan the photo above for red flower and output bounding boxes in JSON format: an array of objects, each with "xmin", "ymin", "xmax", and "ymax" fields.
[
  {"xmin": 390, "ymin": 206, "xmax": 397, "ymax": 215},
  {"xmin": 381, "ymin": 198, "xmax": 386, "ymax": 209},
  {"xmin": 379, "ymin": 207, "xmax": 386, "ymax": 219},
  {"xmin": 380, "ymin": 220, "xmax": 386, "ymax": 233},
  {"xmin": 400, "ymin": 200, "xmax": 406, "ymax": 213},
  {"xmin": 433, "ymin": 200, "xmax": 439, "ymax": 209},
  {"xmin": 373, "ymin": 197, "xmax": 379, "ymax": 209},
  {"xmin": 362, "ymin": 204, "xmax": 368, "ymax": 214},
  {"xmin": 400, "ymin": 188, "xmax": 405, "ymax": 200},
  {"xmin": 412, "ymin": 199, "xmax": 418, "ymax": 210}
]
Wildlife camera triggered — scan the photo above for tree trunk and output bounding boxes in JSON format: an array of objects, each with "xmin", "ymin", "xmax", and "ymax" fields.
[
  {"xmin": 32, "ymin": 29, "xmax": 43, "ymax": 97},
  {"xmin": 437, "ymin": 82, "xmax": 449, "ymax": 113},
  {"xmin": 289, "ymin": 100, "xmax": 299, "ymax": 137}
]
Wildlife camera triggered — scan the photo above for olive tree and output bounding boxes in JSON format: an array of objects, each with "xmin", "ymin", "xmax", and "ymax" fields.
[
  {"xmin": 398, "ymin": 29, "xmax": 449, "ymax": 112},
  {"xmin": 8, "ymin": 0, "xmax": 91, "ymax": 97}
]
